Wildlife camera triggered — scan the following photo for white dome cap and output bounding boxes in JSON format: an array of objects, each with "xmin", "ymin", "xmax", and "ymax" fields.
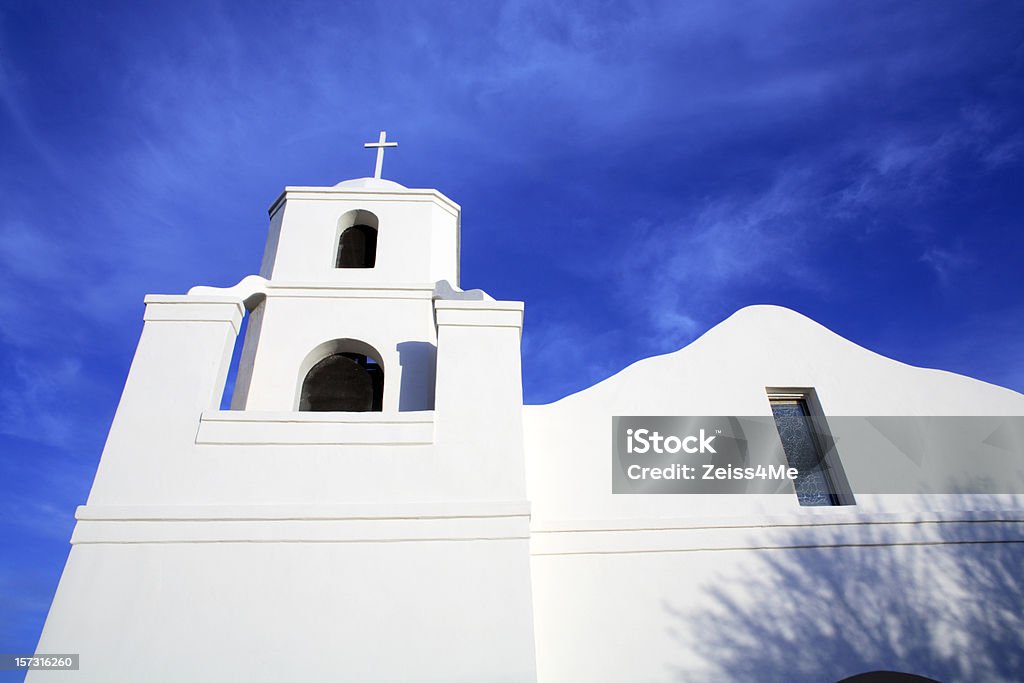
[{"xmin": 334, "ymin": 177, "xmax": 407, "ymax": 190}]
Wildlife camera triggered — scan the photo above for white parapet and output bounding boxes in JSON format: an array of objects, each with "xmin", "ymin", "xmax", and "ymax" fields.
[
  {"xmin": 434, "ymin": 299, "xmax": 528, "ymax": 501},
  {"xmin": 86, "ymin": 295, "xmax": 243, "ymax": 505}
]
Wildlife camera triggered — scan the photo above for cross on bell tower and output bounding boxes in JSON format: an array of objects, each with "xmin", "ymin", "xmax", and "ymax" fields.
[{"xmin": 363, "ymin": 130, "xmax": 398, "ymax": 179}]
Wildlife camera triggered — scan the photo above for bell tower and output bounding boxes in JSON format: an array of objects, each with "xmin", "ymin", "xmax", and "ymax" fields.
[
  {"xmin": 31, "ymin": 135, "xmax": 539, "ymax": 682},
  {"xmin": 230, "ymin": 170, "xmax": 461, "ymax": 413}
]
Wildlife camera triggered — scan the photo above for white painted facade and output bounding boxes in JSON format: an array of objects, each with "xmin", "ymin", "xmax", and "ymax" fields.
[{"xmin": 32, "ymin": 174, "xmax": 1024, "ymax": 682}]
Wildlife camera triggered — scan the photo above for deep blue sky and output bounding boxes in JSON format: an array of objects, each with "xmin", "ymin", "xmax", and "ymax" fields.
[{"xmin": 2, "ymin": 0, "xmax": 1023, "ymax": 663}]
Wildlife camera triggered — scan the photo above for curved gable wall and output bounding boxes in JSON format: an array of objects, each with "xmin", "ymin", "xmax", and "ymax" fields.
[{"xmin": 523, "ymin": 305, "xmax": 1024, "ymax": 521}]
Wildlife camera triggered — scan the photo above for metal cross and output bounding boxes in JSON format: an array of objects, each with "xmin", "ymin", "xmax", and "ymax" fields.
[{"xmin": 363, "ymin": 131, "xmax": 398, "ymax": 179}]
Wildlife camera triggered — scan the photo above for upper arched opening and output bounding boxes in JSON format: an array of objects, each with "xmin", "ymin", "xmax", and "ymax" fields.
[{"xmin": 335, "ymin": 209, "xmax": 379, "ymax": 269}]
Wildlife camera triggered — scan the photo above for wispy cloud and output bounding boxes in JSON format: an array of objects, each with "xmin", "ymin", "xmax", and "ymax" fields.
[
  {"xmin": 605, "ymin": 97, "xmax": 1019, "ymax": 354},
  {"xmin": 522, "ymin": 315, "xmax": 632, "ymax": 404},
  {"xmin": 616, "ymin": 167, "xmax": 826, "ymax": 350},
  {"xmin": 0, "ymin": 56, "xmax": 66, "ymax": 183},
  {"xmin": 0, "ymin": 354, "xmax": 90, "ymax": 448},
  {"xmin": 920, "ymin": 244, "xmax": 976, "ymax": 284}
]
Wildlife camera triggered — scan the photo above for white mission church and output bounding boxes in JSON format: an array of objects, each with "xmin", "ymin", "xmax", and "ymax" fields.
[{"xmin": 31, "ymin": 134, "xmax": 1024, "ymax": 682}]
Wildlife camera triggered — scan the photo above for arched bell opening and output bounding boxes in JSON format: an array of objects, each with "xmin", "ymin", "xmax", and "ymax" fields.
[{"xmin": 296, "ymin": 339, "xmax": 384, "ymax": 412}]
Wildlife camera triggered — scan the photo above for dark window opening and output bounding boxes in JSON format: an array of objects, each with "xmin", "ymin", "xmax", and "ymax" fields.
[
  {"xmin": 299, "ymin": 353, "xmax": 383, "ymax": 412},
  {"xmin": 336, "ymin": 225, "xmax": 377, "ymax": 268},
  {"xmin": 837, "ymin": 673, "xmax": 941, "ymax": 683},
  {"xmin": 770, "ymin": 398, "xmax": 844, "ymax": 506}
]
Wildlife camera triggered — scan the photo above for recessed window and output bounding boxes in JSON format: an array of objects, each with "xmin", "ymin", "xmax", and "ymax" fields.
[
  {"xmin": 768, "ymin": 392, "xmax": 853, "ymax": 506},
  {"xmin": 299, "ymin": 352, "xmax": 383, "ymax": 412},
  {"xmin": 336, "ymin": 224, "xmax": 377, "ymax": 268}
]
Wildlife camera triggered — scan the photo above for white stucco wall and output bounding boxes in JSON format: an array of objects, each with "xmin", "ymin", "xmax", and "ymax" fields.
[
  {"xmin": 34, "ymin": 524, "xmax": 537, "ymax": 683},
  {"xmin": 522, "ymin": 304, "xmax": 1024, "ymax": 682},
  {"xmin": 530, "ymin": 522, "xmax": 1024, "ymax": 682}
]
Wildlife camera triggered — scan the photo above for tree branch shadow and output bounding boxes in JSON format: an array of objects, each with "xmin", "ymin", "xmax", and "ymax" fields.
[{"xmin": 663, "ymin": 510, "xmax": 1024, "ymax": 682}]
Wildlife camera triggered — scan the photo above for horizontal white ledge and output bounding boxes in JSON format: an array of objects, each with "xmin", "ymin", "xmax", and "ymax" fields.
[
  {"xmin": 197, "ymin": 410, "xmax": 434, "ymax": 445},
  {"xmin": 142, "ymin": 298, "xmax": 245, "ymax": 332},
  {"xmin": 435, "ymin": 301, "xmax": 525, "ymax": 329},
  {"xmin": 267, "ymin": 281, "xmax": 435, "ymax": 291},
  {"xmin": 530, "ymin": 508, "xmax": 1024, "ymax": 534},
  {"xmin": 269, "ymin": 187, "xmax": 460, "ymax": 217},
  {"xmin": 72, "ymin": 519, "xmax": 529, "ymax": 545},
  {"xmin": 145, "ymin": 295, "xmax": 245, "ymax": 305},
  {"xmin": 203, "ymin": 410, "xmax": 434, "ymax": 423},
  {"xmin": 266, "ymin": 283, "xmax": 435, "ymax": 300},
  {"xmin": 71, "ymin": 504, "xmax": 530, "ymax": 544},
  {"xmin": 76, "ymin": 500, "xmax": 530, "ymax": 521},
  {"xmin": 433, "ymin": 300, "xmax": 525, "ymax": 312},
  {"xmin": 529, "ymin": 511, "xmax": 1024, "ymax": 556}
]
